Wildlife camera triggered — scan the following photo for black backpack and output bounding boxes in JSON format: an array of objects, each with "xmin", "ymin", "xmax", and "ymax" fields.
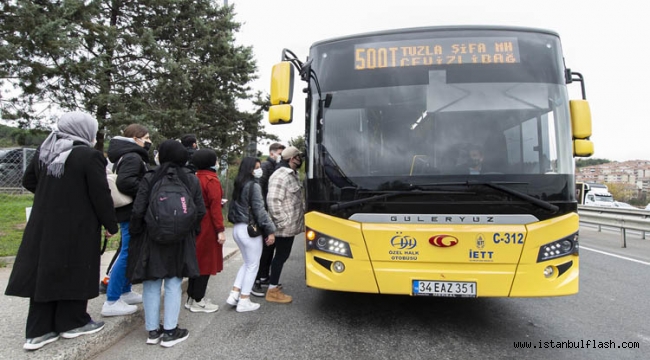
[{"xmin": 144, "ymin": 172, "xmax": 197, "ymax": 244}]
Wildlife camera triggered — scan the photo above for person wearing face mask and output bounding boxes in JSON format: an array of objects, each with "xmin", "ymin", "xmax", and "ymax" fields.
[
  {"xmin": 101, "ymin": 124, "xmax": 151, "ymax": 317},
  {"xmin": 251, "ymin": 142, "xmax": 286, "ymax": 297},
  {"xmin": 183, "ymin": 149, "xmax": 225, "ymax": 313},
  {"xmin": 226, "ymin": 157, "xmax": 276, "ymax": 312},
  {"xmin": 265, "ymin": 146, "xmax": 305, "ymax": 304}
]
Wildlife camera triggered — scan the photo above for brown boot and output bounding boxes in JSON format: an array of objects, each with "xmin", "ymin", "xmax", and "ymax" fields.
[{"xmin": 265, "ymin": 287, "xmax": 292, "ymax": 303}]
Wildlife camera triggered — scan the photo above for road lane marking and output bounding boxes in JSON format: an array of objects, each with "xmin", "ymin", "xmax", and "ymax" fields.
[{"xmin": 581, "ymin": 246, "xmax": 650, "ymax": 266}]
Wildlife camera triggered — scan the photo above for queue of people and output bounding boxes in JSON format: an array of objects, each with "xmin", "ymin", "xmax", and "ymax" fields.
[{"xmin": 4, "ymin": 112, "xmax": 305, "ymax": 351}]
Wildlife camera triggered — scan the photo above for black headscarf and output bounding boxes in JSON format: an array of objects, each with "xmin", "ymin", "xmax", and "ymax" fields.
[
  {"xmin": 150, "ymin": 140, "xmax": 191, "ymax": 189},
  {"xmin": 191, "ymin": 149, "xmax": 217, "ymax": 171}
]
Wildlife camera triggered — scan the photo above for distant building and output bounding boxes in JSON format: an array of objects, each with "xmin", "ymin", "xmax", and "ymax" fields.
[{"xmin": 576, "ymin": 160, "xmax": 650, "ymax": 193}]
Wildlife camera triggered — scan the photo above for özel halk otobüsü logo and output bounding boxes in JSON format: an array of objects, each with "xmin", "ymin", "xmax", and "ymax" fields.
[{"xmin": 389, "ymin": 232, "xmax": 418, "ymax": 261}]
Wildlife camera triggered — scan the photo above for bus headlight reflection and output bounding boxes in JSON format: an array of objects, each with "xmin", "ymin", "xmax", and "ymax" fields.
[
  {"xmin": 305, "ymin": 228, "xmax": 353, "ymax": 259},
  {"xmin": 536, "ymin": 233, "xmax": 578, "ymax": 262}
]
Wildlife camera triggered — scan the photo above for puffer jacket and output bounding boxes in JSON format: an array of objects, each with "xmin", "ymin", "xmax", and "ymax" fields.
[
  {"xmin": 107, "ymin": 136, "xmax": 150, "ymax": 222},
  {"xmin": 228, "ymin": 180, "xmax": 276, "ymax": 237}
]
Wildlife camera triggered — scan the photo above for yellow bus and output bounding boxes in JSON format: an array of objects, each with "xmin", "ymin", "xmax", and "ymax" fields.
[{"xmin": 268, "ymin": 26, "xmax": 593, "ymax": 297}]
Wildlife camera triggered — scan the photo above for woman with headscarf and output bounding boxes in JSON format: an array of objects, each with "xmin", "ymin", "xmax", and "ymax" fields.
[
  {"xmin": 183, "ymin": 149, "xmax": 225, "ymax": 313},
  {"xmin": 127, "ymin": 140, "xmax": 206, "ymax": 348},
  {"xmin": 5, "ymin": 111, "xmax": 119, "ymax": 351}
]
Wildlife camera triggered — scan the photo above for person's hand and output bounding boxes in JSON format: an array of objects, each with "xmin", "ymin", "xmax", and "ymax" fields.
[
  {"xmin": 217, "ymin": 232, "xmax": 226, "ymax": 245},
  {"xmin": 265, "ymin": 234, "xmax": 275, "ymax": 246},
  {"xmin": 104, "ymin": 229, "xmax": 115, "ymax": 238}
]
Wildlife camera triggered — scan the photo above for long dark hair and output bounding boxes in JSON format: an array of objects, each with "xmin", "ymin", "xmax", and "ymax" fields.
[{"xmin": 232, "ymin": 157, "xmax": 260, "ymax": 202}]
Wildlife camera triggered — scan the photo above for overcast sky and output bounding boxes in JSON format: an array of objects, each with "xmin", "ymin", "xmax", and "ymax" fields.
[{"xmin": 232, "ymin": 0, "xmax": 647, "ymax": 161}]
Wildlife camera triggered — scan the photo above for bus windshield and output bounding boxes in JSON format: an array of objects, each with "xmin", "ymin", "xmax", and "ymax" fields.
[{"xmin": 310, "ymin": 28, "xmax": 573, "ymax": 188}]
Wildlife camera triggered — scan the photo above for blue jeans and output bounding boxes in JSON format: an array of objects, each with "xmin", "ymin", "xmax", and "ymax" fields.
[
  {"xmin": 142, "ymin": 277, "xmax": 182, "ymax": 332},
  {"xmin": 106, "ymin": 221, "xmax": 133, "ymax": 301}
]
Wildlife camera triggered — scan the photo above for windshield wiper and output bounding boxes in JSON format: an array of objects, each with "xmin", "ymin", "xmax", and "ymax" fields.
[
  {"xmin": 329, "ymin": 189, "xmax": 470, "ymax": 212},
  {"xmin": 409, "ymin": 181, "xmax": 558, "ymax": 212}
]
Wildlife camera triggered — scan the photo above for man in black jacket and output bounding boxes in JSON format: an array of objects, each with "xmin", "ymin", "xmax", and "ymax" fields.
[
  {"xmin": 181, "ymin": 134, "xmax": 198, "ymax": 173},
  {"xmin": 251, "ymin": 142, "xmax": 285, "ymax": 297}
]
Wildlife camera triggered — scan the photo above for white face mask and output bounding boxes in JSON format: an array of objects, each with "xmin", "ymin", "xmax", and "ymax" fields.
[{"xmin": 253, "ymin": 168, "xmax": 263, "ymax": 178}]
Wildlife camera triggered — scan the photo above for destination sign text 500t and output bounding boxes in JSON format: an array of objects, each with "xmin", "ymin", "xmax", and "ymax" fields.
[{"xmin": 354, "ymin": 37, "xmax": 520, "ymax": 70}]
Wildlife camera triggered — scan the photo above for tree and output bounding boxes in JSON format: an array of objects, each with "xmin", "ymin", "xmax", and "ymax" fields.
[
  {"xmin": 576, "ymin": 158, "xmax": 611, "ymax": 168},
  {"xmin": 288, "ymin": 135, "xmax": 305, "ymax": 153},
  {"xmin": 0, "ymin": 0, "xmax": 269, "ymax": 159},
  {"xmin": 605, "ymin": 182, "xmax": 636, "ymax": 202}
]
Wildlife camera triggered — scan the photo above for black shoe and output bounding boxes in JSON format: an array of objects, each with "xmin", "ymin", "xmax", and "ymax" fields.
[
  {"xmin": 146, "ymin": 325, "xmax": 164, "ymax": 345},
  {"xmin": 251, "ymin": 281, "xmax": 265, "ymax": 297},
  {"xmin": 99, "ymin": 281, "xmax": 107, "ymax": 294},
  {"xmin": 160, "ymin": 327, "xmax": 189, "ymax": 348},
  {"xmin": 259, "ymin": 278, "xmax": 270, "ymax": 287}
]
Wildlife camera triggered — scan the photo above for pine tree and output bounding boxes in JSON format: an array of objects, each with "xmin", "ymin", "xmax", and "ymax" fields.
[{"xmin": 0, "ymin": 0, "xmax": 270, "ymax": 158}]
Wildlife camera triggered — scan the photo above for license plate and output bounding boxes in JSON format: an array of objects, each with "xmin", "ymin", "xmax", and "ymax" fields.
[{"xmin": 413, "ymin": 280, "xmax": 477, "ymax": 297}]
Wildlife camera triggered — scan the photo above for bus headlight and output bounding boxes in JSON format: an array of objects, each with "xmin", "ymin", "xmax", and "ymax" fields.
[
  {"xmin": 537, "ymin": 233, "xmax": 578, "ymax": 262},
  {"xmin": 306, "ymin": 228, "xmax": 353, "ymax": 258}
]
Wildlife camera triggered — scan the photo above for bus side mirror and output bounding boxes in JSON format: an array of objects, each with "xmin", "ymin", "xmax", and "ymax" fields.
[
  {"xmin": 570, "ymin": 100, "xmax": 591, "ymax": 138},
  {"xmin": 573, "ymin": 139, "xmax": 594, "ymax": 157},
  {"xmin": 270, "ymin": 62, "xmax": 294, "ymax": 106},
  {"xmin": 570, "ymin": 100, "xmax": 593, "ymax": 157},
  {"xmin": 269, "ymin": 104, "xmax": 293, "ymax": 124}
]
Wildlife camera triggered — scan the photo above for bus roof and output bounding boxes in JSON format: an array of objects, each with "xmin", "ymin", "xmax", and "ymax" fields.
[{"xmin": 310, "ymin": 25, "xmax": 561, "ymax": 49}]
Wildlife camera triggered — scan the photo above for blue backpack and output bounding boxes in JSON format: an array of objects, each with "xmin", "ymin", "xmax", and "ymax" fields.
[{"xmin": 145, "ymin": 173, "xmax": 197, "ymax": 244}]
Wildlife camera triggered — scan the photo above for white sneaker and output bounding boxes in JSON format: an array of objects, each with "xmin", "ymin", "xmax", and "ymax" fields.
[
  {"xmin": 101, "ymin": 299, "xmax": 138, "ymax": 317},
  {"xmin": 184, "ymin": 298, "xmax": 194, "ymax": 310},
  {"xmin": 189, "ymin": 299, "xmax": 219, "ymax": 313},
  {"xmin": 120, "ymin": 291, "xmax": 143, "ymax": 305},
  {"xmin": 236, "ymin": 298, "xmax": 260, "ymax": 313},
  {"xmin": 226, "ymin": 291, "xmax": 240, "ymax": 306}
]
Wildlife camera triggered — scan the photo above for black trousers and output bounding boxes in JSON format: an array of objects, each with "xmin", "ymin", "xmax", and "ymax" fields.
[
  {"xmin": 256, "ymin": 242, "xmax": 276, "ymax": 280},
  {"xmin": 269, "ymin": 236, "xmax": 295, "ymax": 286},
  {"xmin": 26, "ymin": 299, "xmax": 90, "ymax": 338},
  {"xmin": 187, "ymin": 275, "xmax": 210, "ymax": 302}
]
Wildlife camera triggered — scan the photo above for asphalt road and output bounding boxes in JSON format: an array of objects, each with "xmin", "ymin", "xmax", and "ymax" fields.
[{"xmin": 93, "ymin": 227, "xmax": 649, "ymax": 360}]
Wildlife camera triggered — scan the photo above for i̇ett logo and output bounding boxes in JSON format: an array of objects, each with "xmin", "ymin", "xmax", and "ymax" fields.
[
  {"xmin": 390, "ymin": 232, "xmax": 417, "ymax": 249},
  {"xmin": 429, "ymin": 235, "xmax": 459, "ymax": 247},
  {"xmin": 476, "ymin": 234, "xmax": 485, "ymax": 249}
]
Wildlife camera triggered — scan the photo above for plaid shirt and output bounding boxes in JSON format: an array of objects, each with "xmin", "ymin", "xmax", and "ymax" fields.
[{"xmin": 266, "ymin": 167, "xmax": 305, "ymax": 237}]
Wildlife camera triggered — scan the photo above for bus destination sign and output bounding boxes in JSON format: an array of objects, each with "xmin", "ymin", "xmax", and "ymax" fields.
[{"xmin": 354, "ymin": 37, "xmax": 520, "ymax": 70}]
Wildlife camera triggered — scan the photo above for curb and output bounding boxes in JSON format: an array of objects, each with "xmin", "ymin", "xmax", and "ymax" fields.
[
  {"xmin": 9, "ymin": 247, "xmax": 239, "ymax": 360},
  {"xmin": 80, "ymin": 247, "xmax": 240, "ymax": 360}
]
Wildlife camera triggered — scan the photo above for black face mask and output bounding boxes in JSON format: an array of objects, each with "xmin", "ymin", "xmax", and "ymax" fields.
[{"xmin": 143, "ymin": 142, "xmax": 152, "ymax": 152}]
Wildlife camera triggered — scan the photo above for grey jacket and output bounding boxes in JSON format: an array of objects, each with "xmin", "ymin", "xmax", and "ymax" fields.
[{"xmin": 228, "ymin": 181, "xmax": 276, "ymax": 236}]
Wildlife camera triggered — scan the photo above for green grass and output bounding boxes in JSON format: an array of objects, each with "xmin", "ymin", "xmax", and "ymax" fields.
[
  {"xmin": 0, "ymin": 194, "xmax": 34, "ymax": 256},
  {"xmin": 0, "ymin": 194, "xmax": 122, "ymax": 257}
]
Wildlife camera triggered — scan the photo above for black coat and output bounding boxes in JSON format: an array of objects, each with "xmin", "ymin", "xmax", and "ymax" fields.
[
  {"xmin": 5, "ymin": 144, "xmax": 119, "ymax": 301},
  {"xmin": 107, "ymin": 138, "xmax": 150, "ymax": 222},
  {"xmin": 127, "ymin": 167, "xmax": 206, "ymax": 283},
  {"xmin": 259, "ymin": 157, "xmax": 279, "ymax": 205}
]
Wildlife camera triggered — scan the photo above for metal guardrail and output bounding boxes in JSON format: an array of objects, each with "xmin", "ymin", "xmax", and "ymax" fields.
[{"xmin": 578, "ymin": 205, "xmax": 650, "ymax": 248}]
